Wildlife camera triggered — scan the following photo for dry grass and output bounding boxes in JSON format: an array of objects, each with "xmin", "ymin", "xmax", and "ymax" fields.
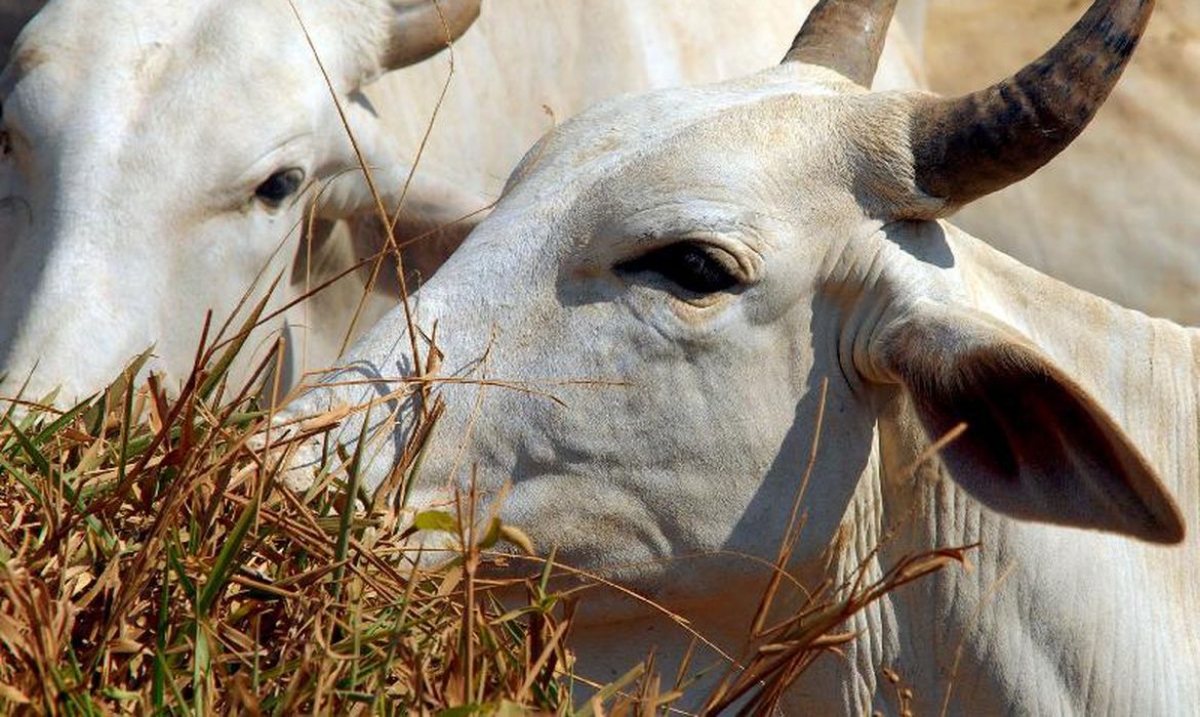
[
  {"xmin": 0, "ymin": 331, "xmax": 581, "ymax": 715},
  {"xmin": 0, "ymin": 331, "xmax": 968, "ymax": 714}
]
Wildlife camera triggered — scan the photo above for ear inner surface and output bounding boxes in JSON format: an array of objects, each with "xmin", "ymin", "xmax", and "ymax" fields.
[{"xmin": 876, "ymin": 304, "xmax": 1185, "ymax": 544}]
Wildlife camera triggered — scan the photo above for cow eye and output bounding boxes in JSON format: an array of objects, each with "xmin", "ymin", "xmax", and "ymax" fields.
[
  {"xmin": 254, "ymin": 167, "xmax": 305, "ymax": 207},
  {"xmin": 616, "ymin": 241, "xmax": 740, "ymax": 295}
]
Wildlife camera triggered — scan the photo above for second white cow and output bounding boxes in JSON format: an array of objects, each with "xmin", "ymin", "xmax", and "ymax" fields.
[{"xmin": 0, "ymin": 0, "xmax": 482, "ymax": 403}]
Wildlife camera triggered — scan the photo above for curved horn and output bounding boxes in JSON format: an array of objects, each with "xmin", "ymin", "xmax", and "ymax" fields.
[
  {"xmin": 911, "ymin": 0, "xmax": 1154, "ymax": 208},
  {"xmin": 383, "ymin": 0, "xmax": 482, "ymax": 71},
  {"xmin": 783, "ymin": 0, "xmax": 898, "ymax": 87}
]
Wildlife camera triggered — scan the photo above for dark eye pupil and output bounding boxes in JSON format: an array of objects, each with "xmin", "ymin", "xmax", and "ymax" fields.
[
  {"xmin": 255, "ymin": 168, "xmax": 305, "ymax": 206},
  {"xmin": 616, "ymin": 242, "xmax": 739, "ymax": 295}
]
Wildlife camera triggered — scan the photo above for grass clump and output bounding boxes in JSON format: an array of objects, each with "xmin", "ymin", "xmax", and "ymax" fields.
[
  {"xmin": 0, "ymin": 342, "xmax": 586, "ymax": 715},
  {"xmin": 0, "ymin": 337, "xmax": 966, "ymax": 715}
]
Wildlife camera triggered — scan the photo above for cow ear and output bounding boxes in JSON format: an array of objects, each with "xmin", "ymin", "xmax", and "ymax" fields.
[
  {"xmin": 314, "ymin": 153, "xmax": 488, "ymax": 279},
  {"xmin": 383, "ymin": 0, "xmax": 481, "ymax": 71},
  {"xmin": 313, "ymin": 96, "xmax": 489, "ymax": 280},
  {"xmin": 872, "ymin": 300, "xmax": 1185, "ymax": 544},
  {"xmin": 315, "ymin": 96, "xmax": 490, "ymax": 223}
]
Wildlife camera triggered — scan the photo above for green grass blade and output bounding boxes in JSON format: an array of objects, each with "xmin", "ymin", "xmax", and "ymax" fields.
[
  {"xmin": 331, "ymin": 407, "xmax": 371, "ymax": 599},
  {"xmin": 114, "ymin": 365, "xmax": 139, "ymax": 494},
  {"xmin": 2, "ymin": 413, "xmax": 50, "ymax": 475},
  {"xmin": 0, "ymin": 454, "xmax": 44, "ymax": 503},
  {"xmin": 573, "ymin": 662, "xmax": 647, "ymax": 717},
  {"xmin": 193, "ymin": 622, "xmax": 211, "ymax": 716},
  {"xmin": 199, "ymin": 272, "xmax": 282, "ymax": 402},
  {"xmin": 152, "ymin": 566, "xmax": 171, "ymax": 710},
  {"xmin": 197, "ymin": 493, "xmax": 259, "ymax": 615},
  {"xmin": 165, "ymin": 539, "xmax": 198, "ymax": 607},
  {"xmin": 32, "ymin": 397, "xmax": 97, "ymax": 446}
]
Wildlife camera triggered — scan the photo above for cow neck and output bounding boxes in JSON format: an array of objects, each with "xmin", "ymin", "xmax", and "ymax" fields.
[{"xmin": 846, "ymin": 222, "xmax": 1200, "ymax": 715}]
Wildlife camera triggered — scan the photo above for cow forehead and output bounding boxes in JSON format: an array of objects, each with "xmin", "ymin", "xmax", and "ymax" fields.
[
  {"xmin": 11, "ymin": 0, "xmax": 366, "ymax": 100},
  {"xmin": 5, "ymin": 1, "xmax": 354, "ymax": 196},
  {"xmin": 438, "ymin": 71, "xmax": 881, "ymax": 342},
  {"xmin": 512, "ymin": 66, "xmax": 847, "ymax": 194},
  {"xmin": 23, "ymin": 1, "xmax": 286, "ymax": 61},
  {"xmin": 499, "ymin": 67, "xmax": 871, "ymax": 255}
]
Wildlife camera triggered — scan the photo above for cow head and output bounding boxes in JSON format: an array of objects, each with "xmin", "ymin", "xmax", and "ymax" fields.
[
  {"xmin": 284, "ymin": 0, "xmax": 1181, "ymax": 609},
  {"xmin": 0, "ymin": 0, "xmax": 479, "ymax": 404}
]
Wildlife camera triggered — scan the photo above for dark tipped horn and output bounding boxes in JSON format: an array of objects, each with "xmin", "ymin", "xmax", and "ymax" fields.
[
  {"xmin": 783, "ymin": 0, "xmax": 898, "ymax": 87},
  {"xmin": 911, "ymin": 0, "xmax": 1154, "ymax": 208},
  {"xmin": 383, "ymin": 0, "xmax": 482, "ymax": 71}
]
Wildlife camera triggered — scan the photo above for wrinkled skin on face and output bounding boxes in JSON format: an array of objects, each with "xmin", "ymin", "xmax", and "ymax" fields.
[{"xmin": 283, "ymin": 4, "xmax": 1200, "ymax": 712}]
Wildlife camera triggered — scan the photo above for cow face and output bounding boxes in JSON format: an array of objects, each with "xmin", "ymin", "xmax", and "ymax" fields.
[
  {"xmin": 0, "ymin": 0, "xmax": 477, "ymax": 403},
  {"xmin": 276, "ymin": 71, "xmax": 952, "ymax": 599}
]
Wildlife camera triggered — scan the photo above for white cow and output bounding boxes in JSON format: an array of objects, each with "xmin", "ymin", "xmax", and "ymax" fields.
[
  {"xmin": 0, "ymin": 0, "xmax": 925, "ymax": 406},
  {"xmin": 283, "ymin": 0, "xmax": 1200, "ymax": 712},
  {"xmin": 0, "ymin": 0, "xmax": 483, "ymax": 404}
]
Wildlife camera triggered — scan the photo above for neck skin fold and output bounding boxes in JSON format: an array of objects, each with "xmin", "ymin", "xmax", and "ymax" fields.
[{"xmin": 814, "ymin": 221, "xmax": 1200, "ymax": 714}]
